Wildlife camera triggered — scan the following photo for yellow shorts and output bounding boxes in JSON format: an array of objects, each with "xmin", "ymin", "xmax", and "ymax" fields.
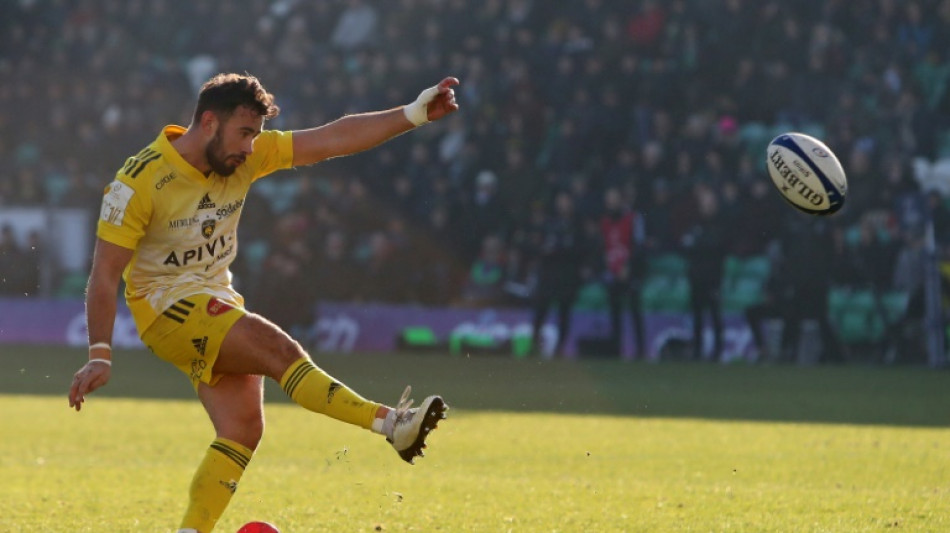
[{"xmin": 141, "ymin": 294, "xmax": 246, "ymax": 390}]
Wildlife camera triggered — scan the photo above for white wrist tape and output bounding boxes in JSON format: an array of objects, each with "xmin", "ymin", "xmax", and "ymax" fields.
[
  {"xmin": 403, "ymin": 85, "xmax": 440, "ymax": 126},
  {"xmin": 88, "ymin": 358, "xmax": 112, "ymax": 366},
  {"xmin": 89, "ymin": 342, "xmax": 112, "ymax": 351}
]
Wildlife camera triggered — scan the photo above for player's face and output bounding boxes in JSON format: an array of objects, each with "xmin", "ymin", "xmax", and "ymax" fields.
[{"xmin": 206, "ymin": 106, "xmax": 264, "ymax": 176}]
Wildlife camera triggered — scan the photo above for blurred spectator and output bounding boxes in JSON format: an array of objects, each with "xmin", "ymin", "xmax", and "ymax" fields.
[
  {"xmin": 458, "ymin": 234, "xmax": 509, "ymax": 308},
  {"xmin": 251, "ymin": 214, "xmax": 315, "ymax": 336},
  {"xmin": 681, "ymin": 185, "xmax": 726, "ymax": 362},
  {"xmin": 458, "ymin": 169, "xmax": 507, "ymax": 263},
  {"xmin": 354, "ymin": 230, "xmax": 407, "ymax": 303},
  {"xmin": 529, "ymin": 191, "xmax": 590, "ymax": 357},
  {"xmin": 331, "ymin": 0, "xmax": 379, "ymax": 51},
  {"xmin": 0, "ymin": 225, "xmax": 40, "ymax": 296},
  {"xmin": 0, "ymin": 225, "xmax": 25, "ymax": 296},
  {"xmin": 598, "ymin": 186, "xmax": 647, "ymax": 359},
  {"xmin": 780, "ymin": 217, "xmax": 847, "ymax": 364},
  {"xmin": 312, "ymin": 229, "xmax": 360, "ymax": 303}
]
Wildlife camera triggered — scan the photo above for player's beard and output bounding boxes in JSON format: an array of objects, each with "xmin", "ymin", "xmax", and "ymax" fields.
[{"xmin": 205, "ymin": 131, "xmax": 245, "ymax": 177}]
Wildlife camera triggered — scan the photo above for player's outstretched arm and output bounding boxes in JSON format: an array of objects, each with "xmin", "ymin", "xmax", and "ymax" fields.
[
  {"xmin": 68, "ymin": 238, "xmax": 133, "ymax": 412},
  {"xmin": 291, "ymin": 77, "xmax": 459, "ymax": 167}
]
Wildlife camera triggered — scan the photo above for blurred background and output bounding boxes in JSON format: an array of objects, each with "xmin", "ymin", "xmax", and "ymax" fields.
[{"xmin": 3, "ymin": 0, "xmax": 950, "ymax": 365}]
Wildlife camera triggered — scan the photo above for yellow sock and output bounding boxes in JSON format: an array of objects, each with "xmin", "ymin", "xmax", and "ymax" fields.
[
  {"xmin": 280, "ymin": 358, "xmax": 381, "ymax": 430},
  {"xmin": 179, "ymin": 438, "xmax": 252, "ymax": 533}
]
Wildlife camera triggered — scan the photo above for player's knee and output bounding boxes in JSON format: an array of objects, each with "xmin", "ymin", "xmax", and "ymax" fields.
[
  {"xmin": 271, "ymin": 335, "xmax": 308, "ymax": 371},
  {"xmin": 223, "ymin": 410, "xmax": 265, "ymax": 450}
]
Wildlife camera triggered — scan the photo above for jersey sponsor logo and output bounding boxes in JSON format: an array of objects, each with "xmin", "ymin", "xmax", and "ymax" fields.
[
  {"xmin": 206, "ymin": 297, "xmax": 235, "ymax": 317},
  {"xmin": 162, "ymin": 234, "xmax": 231, "ymax": 267},
  {"xmin": 168, "ymin": 216, "xmax": 199, "ymax": 230},
  {"xmin": 198, "ymin": 193, "xmax": 216, "ymax": 210},
  {"xmin": 215, "ymin": 198, "xmax": 244, "ymax": 219},
  {"xmin": 100, "ymin": 180, "xmax": 136, "ymax": 226},
  {"xmin": 155, "ymin": 172, "xmax": 177, "ymax": 190}
]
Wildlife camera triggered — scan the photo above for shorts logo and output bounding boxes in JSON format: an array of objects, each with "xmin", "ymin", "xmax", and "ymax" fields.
[
  {"xmin": 201, "ymin": 218, "xmax": 216, "ymax": 239},
  {"xmin": 207, "ymin": 297, "xmax": 234, "ymax": 317},
  {"xmin": 191, "ymin": 336, "xmax": 208, "ymax": 356},
  {"xmin": 327, "ymin": 382, "xmax": 342, "ymax": 403},
  {"xmin": 190, "ymin": 358, "xmax": 207, "ymax": 381}
]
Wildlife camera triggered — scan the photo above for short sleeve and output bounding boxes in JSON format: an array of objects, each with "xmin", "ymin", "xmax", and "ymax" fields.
[
  {"xmin": 250, "ymin": 129, "xmax": 295, "ymax": 182},
  {"xmin": 96, "ymin": 176, "xmax": 152, "ymax": 250}
]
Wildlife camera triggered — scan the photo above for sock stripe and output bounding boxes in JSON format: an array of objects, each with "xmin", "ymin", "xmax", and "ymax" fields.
[
  {"xmin": 285, "ymin": 364, "xmax": 314, "ymax": 398},
  {"xmin": 209, "ymin": 442, "xmax": 250, "ymax": 470},
  {"xmin": 282, "ymin": 361, "xmax": 315, "ymax": 398}
]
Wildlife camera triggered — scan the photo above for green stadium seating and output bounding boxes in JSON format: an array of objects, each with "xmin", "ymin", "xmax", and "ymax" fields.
[
  {"xmin": 740, "ymin": 255, "xmax": 771, "ymax": 281},
  {"xmin": 722, "ymin": 276, "xmax": 764, "ymax": 312},
  {"xmin": 574, "ymin": 281, "xmax": 609, "ymax": 311},
  {"xmin": 647, "ymin": 253, "xmax": 688, "ymax": 277},
  {"xmin": 641, "ymin": 273, "xmax": 691, "ymax": 313},
  {"xmin": 55, "ymin": 271, "xmax": 88, "ymax": 298}
]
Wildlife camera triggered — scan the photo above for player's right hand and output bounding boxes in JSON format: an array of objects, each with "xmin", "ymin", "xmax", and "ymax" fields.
[{"xmin": 68, "ymin": 361, "xmax": 111, "ymax": 411}]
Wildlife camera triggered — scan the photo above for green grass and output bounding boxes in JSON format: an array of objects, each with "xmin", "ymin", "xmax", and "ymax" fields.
[{"xmin": 2, "ymin": 345, "xmax": 950, "ymax": 532}]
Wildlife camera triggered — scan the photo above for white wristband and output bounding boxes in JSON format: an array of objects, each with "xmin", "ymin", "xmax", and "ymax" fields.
[
  {"xmin": 88, "ymin": 358, "xmax": 112, "ymax": 367},
  {"xmin": 89, "ymin": 342, "xmax": 112, "ymax": 351},
  {"xmin": 403, "ymin": 85, "xmax": 440, "ymax": 126}
]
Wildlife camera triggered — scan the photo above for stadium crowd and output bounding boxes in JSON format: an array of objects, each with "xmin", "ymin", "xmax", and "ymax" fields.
[{"xmin": 4, "ymin": 0, "xmax": 950, "ymax": 361}]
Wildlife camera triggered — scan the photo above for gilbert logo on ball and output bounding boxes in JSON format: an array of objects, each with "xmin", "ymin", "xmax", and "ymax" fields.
[{"xmin": 766, "ymin": 132, "xmax": 847, "ymax": 215}]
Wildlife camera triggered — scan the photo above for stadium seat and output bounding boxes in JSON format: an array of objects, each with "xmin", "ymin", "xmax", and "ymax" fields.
[
  {"xmin": 574, "ymin": 281, "xmax": 609, "ymax": 311},
  {"xmin": 881, "ymin": 290, "xmax": 909, "ymax": 322},
  {"xmin": 831, "ymin": 289, "xmax": 888, "ymax": 343},
  {"xmin": 641, "ymin": 274, "xmax": 691, "ymax": 313},
  {"xmin": 722, "ymin": 276, "xmax": 764, "ymax": 312},
  {"xmin": 740, "ymin": 255, "xmax": 771, "ymax": 281},
  {"xmin": 647, "ymin": 253, "xmax": 688, "ymax": 277},
  {"xmin": 55, "ymin": 271, "xmax": 88, "ymax": 298},
  {"xmin": 722, "ymin": 255, "xmax": 742, "ymax": 278}
]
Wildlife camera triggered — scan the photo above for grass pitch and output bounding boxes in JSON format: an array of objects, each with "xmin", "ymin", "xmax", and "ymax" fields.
[{"xmin": 1, "ymin": 346, "xmax": 949, "ymax": 532}]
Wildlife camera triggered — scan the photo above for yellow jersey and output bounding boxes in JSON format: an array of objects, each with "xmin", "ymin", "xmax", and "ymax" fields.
[{"xmin": 97, "ymin": 125, "xmax": 294, "ymax": 335}]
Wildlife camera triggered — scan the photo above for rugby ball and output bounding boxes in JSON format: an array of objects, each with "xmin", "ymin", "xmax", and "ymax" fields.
[
  {"xmin": 766, "ymin": 132, "xmax": 847, "ymax": 215},
  {"xmin": 236, "ymin": 522, "xmax": 279, "ymax": 533}
]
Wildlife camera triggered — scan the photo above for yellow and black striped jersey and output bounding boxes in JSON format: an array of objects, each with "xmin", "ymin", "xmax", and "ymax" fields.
[{"xmin": 97, "ymin": 125, "xmax": 294, "ymax": 334}]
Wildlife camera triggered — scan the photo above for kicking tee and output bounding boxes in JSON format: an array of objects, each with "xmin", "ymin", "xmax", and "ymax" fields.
[{"xmin": 97, "ymin": 125, "xmax": 294, "ymax": 335}]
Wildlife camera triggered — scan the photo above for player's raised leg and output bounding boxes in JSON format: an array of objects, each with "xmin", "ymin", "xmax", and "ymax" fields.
[
  {"xmin": 179, "ymin": 374, "xmax": 263, "ymax": 533},
  {"xmin": 217, "ymin": 312, "xmax": 383, "ymax": 427},
  {"xmin": 217, "ymin": 312, "xmax": 448, "ymax": 463}
]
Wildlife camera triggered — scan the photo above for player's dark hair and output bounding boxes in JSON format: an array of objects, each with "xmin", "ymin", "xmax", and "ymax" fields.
[{"xmin": 193, "ymin": 73, "xmax": 280, "ymax": 123}]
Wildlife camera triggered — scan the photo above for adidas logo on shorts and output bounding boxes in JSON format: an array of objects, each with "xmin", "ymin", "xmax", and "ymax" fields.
[{"xmin": 192, "ymin": 336, "xmax": 208, "ymax": 356}]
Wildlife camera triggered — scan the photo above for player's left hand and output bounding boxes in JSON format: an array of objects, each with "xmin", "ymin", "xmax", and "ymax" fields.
[
  {"xmin": 68, "ymin": 360, "xmax": 112, "ymax": 412},
  {"xmin": 426, "ymin": 77, "xmax": 460, "ymax": 122}
]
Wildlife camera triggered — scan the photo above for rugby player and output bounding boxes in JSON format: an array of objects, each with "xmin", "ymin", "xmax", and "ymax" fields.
[{"xmin": 68, "ymin": 73, "xmax": 458, "ymax": 533}]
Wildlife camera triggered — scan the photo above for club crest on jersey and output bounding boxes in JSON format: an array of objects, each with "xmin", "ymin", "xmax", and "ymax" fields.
[
  {"xmin": 201, "ymin": 218, "xmax": 216, "ymax": 239},
  {"xmin": 207, "ymin": 297, "xmax": 234, "ymax": 317}
]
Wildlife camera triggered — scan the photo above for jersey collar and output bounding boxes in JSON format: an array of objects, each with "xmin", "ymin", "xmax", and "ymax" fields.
[{"xmin": 156, "ymin": 125, "xmax": 213, "ymax": 183}]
